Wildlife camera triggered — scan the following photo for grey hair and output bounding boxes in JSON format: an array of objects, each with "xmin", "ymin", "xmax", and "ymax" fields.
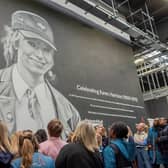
[{"xmin": 1, "ymin": 25, "xmax": 21, "ymax": 67}]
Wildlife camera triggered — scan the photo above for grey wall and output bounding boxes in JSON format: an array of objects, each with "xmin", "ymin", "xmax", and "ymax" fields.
[
  {"xmin": 0, "ymin": 0, "xmax": 146, "ymax": 129},
  {"xmin": 145, "ymin": 96, "xmax": 168, "ymax": 118},
  {"xmin": 157, "ymin": 20, "xmax": 168, "ymax": 43}
]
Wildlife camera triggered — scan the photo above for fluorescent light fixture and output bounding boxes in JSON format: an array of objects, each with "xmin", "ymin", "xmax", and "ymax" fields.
[
  {"xmin": 134, "ymin": 58, "xmax": 144, "ymax": 65},
  {"xmin": 83, "ymin": 0, "xmax": 97, "ymax": 7},
  {"xmin": 143, "ymin": 50, "xmax": 161, "ymax": 58},
  {"xmin": 153, "ymin": 58, "xmax": 160, "ymax": 63},
  {"xmin": 96, "ymin": 5, "xmax": 113, "ymax": 17},
  {"xmin": 161, "ymin": 55, "xmax": 168, "ymax": 59}
]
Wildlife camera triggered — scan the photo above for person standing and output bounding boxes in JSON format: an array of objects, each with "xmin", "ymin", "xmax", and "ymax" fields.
[
  {"xmin": 0, "ymin": 121, "xmax": 13, "ymax": 168},
  {"xmin": 103, "ymin": 122, "xmax": 135, "ymax": 168},
  {"xmin": 156, "ymin": 118, "xmax": 168, "ymax": 168},
  {"xmin": 39, "ymin": 119, "xmax": 67, "ymax": 160},
  {"xmin": 11, "ymin": 131, "xmax": 55, "ymax": 168},
  {"xmin": 147, "ymin": 118, "xmax": 164, "ymax": 168},
  {"xmin": 56, "ymin": 120, "xmax": 103, "ymax": 168},
  {"xmin": 134, "ymin": 122, "xmax": 151, "ymax": 168}
]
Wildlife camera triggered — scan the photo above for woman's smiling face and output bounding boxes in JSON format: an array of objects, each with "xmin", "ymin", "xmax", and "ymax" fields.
[{"xmin": 17, "ymin": 35, "xmax": 55, "ymax": 76}]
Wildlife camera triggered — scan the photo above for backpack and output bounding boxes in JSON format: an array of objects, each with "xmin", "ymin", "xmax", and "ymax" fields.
[
  {"xmin": 0, "ymin": 150, "xmax": 13, "ymax": 168},
  {"xmin": 110, "ymin": 143, "xmax": 135, "ymax": 168}
]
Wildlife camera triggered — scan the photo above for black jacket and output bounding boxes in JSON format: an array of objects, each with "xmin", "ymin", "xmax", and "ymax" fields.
[
  {"xmin": 56, "ymin": 143, "xmax": 103, "ymax": 168},
  {"xmin": 0, "ymin": 150, "xmax": 13, "ymax": 168},
  {"xmin": 158, "ymin": 124, "xmax": 168, "ymax": 155}
]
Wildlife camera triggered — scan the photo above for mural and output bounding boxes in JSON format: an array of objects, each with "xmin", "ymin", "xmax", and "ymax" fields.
[
  {"xmin": 0, "ymin": 10, "xmax": 80, "ymax": 138},
  {"xmin": 0, "ymin": 0, "xmax": 146, "ymax": 135}
]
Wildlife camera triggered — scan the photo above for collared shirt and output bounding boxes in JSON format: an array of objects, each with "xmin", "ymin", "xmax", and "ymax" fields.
[
  {"xmin": 39, "ymin": 137, "xmax": 67, "ymax": 160},
  {"xmin": 12, "ymin": 65, "xmax": 56, "ymax": 132},
  {"xmin": 134, "ymin": 131, "xmax": 148, "ymax": 146}
]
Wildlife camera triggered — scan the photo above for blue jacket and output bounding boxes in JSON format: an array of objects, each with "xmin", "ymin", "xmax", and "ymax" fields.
[
  {"xmin": 103, "ymin": 137, "xmax": 135, "ymax": 168},
  {"xmin": 11, "ymin": 152, "xmax": 55, "ymax": 168},
  {"xmin": 147, "ymin": 127, "xmax": 163, "ymax": 164}
]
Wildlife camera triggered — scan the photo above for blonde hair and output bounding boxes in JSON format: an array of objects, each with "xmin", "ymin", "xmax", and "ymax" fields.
[
  {"xmin": 10, "ymin": 131, "xmax": 22, "ymax": 158},
  {"xmin": 19, "ymin": 132, "xmax": 39, "ymax": 168},
  {"xmin": 72, "ymin": 120, "xmax": 98, "ymax": 152},
  {"xmin": 66, "ymin": 132, "xmax": 74, "ymax": 143},
  {"xmin": 96, "ymin": 133, "xmax": 102, "ymax": 147},
  {"xmin": 1, "ymin": 25, "xmax": 21, "ymax": 67},
  {"xmin": 0, "ymin": 121, "xmax": 11, "ymax": 152}
]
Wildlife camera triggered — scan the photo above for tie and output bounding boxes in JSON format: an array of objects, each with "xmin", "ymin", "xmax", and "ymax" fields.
[{"xmin": 26, "ymin": 89, "xmax": 43, "ymax": 128}]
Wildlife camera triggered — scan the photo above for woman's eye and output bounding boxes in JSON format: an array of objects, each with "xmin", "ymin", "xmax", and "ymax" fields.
[
  {"xmin": 27, "ymin": 40, "xmax": 36, "ymax": 48},
  {"xmin": 44, "ymin": 48, "xmax": 51, "ymax": 53}
]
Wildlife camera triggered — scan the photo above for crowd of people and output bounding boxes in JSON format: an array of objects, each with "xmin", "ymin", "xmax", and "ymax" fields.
[{"xmin": 0, "ymin": 117, "xmax": 168, "ymax": 168}]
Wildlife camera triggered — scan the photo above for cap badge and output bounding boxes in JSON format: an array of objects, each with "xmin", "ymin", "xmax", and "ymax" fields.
[
  {"xmin": 37, "ymin": 22, "xmax": 46, "ymax": 31},
  {"xmin": 17, "ymin": 16, "xmax": 24, "ymax": 24}
]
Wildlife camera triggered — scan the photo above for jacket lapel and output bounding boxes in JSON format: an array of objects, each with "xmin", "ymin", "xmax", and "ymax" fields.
[{"xmin": 0, "ymin": 66, "xmax": 16, "ymax": 133}]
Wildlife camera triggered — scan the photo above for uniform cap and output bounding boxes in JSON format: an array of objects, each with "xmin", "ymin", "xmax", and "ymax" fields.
[{"xmin": 12, "ymin": 10, "xmax": 57, "ymax": 50}]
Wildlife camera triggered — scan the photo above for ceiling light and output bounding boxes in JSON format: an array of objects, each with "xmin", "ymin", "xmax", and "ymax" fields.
[{"xmin": 134, "ymin": 58, "xmax": 144, "ymax": 65}]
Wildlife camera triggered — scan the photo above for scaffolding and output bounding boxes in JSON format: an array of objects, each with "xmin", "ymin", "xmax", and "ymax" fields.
[
  {"xmin": 66, "ymin": 0, "xmax": 166, "ymax": 51},
  {"xmin": 100, "ymin": 0, "xmax": 168, "ymax": 100},
  {"xmin": 135, "ymin": 55, "xmax": 168, "ymax": 100}
]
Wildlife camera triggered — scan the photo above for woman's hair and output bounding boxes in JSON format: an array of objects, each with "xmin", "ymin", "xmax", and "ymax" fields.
[
  {"xmin": 47, "ymin": 119, "xmax": 63, "ymax": 137},
  {"xmin": 34, "ymin": 129, "xmax": 47, "ymax": 143},
  {"xmin": 0, "ymin": 121, "xmax": 11, "ymax": 152},
  {"xmin": 95, "ymin": 124, "xmax": 107, "ymax": 137},
  {"xmin": 96, "ymin": 133, "xmax": 102, "ymax": 147},
  {"xmin": 72, "ymin": 120, "xmax": 98, "ymax": 152},
  {"xmin": 109, "ymin": 121, "xmax": 128, "ymax": 139},
  {"xmin": 10, "ymin": 131, "xmax": 23, "ymax": 158},
  {"xmin": 66, "ymin": 132, "xmax": 74, "ymax": 143},
  {"xmin": 1, "ymin": 25, "xmax": 21, "ymax": 67},
  {"xmin": 18, "ymin": 132, "xmax": 39, "ymax": 168}
]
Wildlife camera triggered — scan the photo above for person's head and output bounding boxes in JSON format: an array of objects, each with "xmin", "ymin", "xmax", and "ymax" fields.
[
  {"xmin": 47, "ymin": 119, "xmax": 63, "ymax": 137},
  {"xmin": 136, "ymin": 122, "xmax": 146, "ymax": 132},
  {"xmin": 18, "ymin": 131, "xmax": 39, "ymax": 168},
  {"xmin": 109, "ymin": 121, "xmax": 128, "ymax": 139},
  {"xmin": 1, "ymin": 10, "xmax": 57, "ymax": 76},
  {"xmin": 159, "ymin": 117, "xmax": 167, "ymax": 126},
  {"xmin": 72, "ymin": 120, "xmax": 98, "ymax": 152},
  {"xmin": 10, "ymin": 131, "xmax": 23, "ymax": 157},
  {"xmin": 0, "ymin": 120, "xmax": 11, "ymax": 151},
  {"xmin": 95, "ymin": 124, "xmax": 106, "ymax": 136},
  {"xmin": 34, "ymin": 129, "xmax": 47, "ymax": 143},
  {"xmin": 153, "ymin": 118, "xmax": 160, "ymax": 128}
]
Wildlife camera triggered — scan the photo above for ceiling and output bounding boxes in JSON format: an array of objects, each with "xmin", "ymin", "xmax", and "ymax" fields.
[{"xmin": 128, "ymin": 0, "xmax": 168, "ymax": 23}]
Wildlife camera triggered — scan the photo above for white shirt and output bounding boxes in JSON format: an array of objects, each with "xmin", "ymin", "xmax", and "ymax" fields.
[{"xmin": 12, "ymin": 65, "xmax": 56, "ymax": 132}]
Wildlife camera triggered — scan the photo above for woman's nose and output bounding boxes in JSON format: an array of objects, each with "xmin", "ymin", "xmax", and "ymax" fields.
[{"xmin": 36, "ymin": 49, "xmax": 44, "ymax": 59}]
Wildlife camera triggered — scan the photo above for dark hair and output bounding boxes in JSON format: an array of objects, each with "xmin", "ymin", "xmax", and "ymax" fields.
[
  {"xmin": 47, "ymin": 119, "xmax": 63, "ymax": 137},
  {"xmin": 110, "ymin": 121, "xmax": 128, "ymax": 139},
  {"xmin": 34, "ymin": 129, "xmax": 47, "ymax": 144}
]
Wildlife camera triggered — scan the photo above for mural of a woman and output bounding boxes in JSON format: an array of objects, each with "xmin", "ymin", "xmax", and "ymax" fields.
[{"xmin": 0, "ymin": 10, "xmax": 81, "ymax": 138}]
